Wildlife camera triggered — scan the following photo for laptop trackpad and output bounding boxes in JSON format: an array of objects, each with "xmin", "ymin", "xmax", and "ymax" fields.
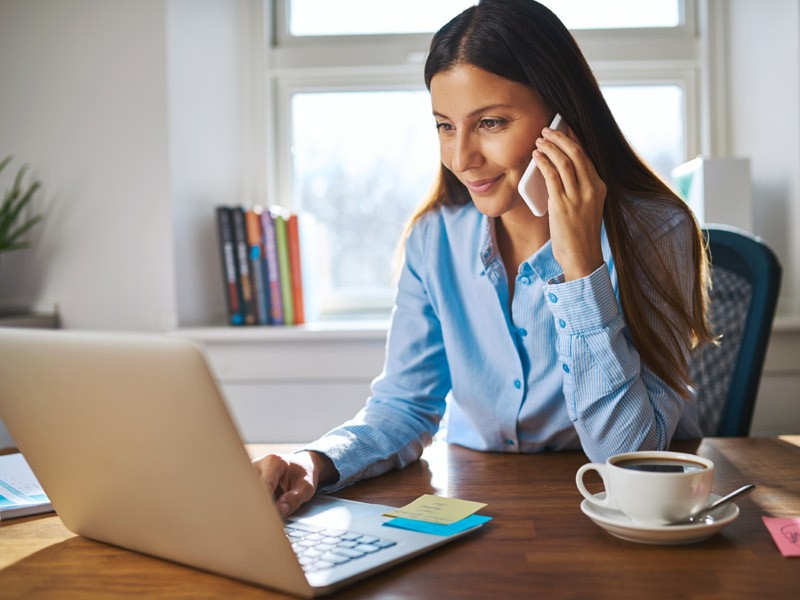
[{"xmin": 289, "ymin": 495, "xmax": 392, "ymax": 530}]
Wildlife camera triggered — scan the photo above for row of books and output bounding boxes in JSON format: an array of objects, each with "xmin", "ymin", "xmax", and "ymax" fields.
[{"xmin": 216, "ymin": 205, "xmax": 316, "ymax": 326}]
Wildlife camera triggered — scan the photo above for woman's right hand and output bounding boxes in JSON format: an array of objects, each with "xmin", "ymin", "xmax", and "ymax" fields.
[
  {"xmin": 532, "ymin": 126, "xmax": 607, "ymax": 282},
  {"xmin": 251, "ymin": 450, "xmax": 337, "ymax": 517}
]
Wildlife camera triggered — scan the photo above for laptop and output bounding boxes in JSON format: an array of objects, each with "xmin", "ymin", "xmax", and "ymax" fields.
[{"xmin": 0, "ymin": 328, "xmax": 484, "ymax": 597}]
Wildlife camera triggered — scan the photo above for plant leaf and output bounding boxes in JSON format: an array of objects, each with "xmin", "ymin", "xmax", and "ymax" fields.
[
  {"xmin": 0, "ymin": 180, "xmax": 41, "ymax": 240},
  {"xmin": 0, "ymin": 156, "xmax": 12, "ymax": 177},
  {"xmin": 6, "ymin": 209, "xmax": 44, "ymax": 234},
  {"xmin": 0, "ymin": 161, "xmax": 24, "ymax": 225},
  {"xmin": 3, "ymin": 214, "xmax": 44, "ymax": 246},
  {"xmin": 0, "ymin": 158, "xmax": 44, "ymax": 252},
  {"xmin": 0, "ymin": 241, "xmax": 32, "ymax": 253},
  {"xmin": 0, "ymin": 177, "xmax": 18, "ymax": 218},
  {"xmin": 10, "ymin": 164, "xmax": 28, "ymax": 201}
]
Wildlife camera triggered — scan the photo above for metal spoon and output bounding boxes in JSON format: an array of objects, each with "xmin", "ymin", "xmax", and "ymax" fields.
[{"xmin": 677, "ymin": 484, "xmax": 756, "ymax": 525}]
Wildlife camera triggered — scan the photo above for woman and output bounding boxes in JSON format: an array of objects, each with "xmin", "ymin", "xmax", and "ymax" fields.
[{"xmin": 254, "ymin": 0, "xmax": 712, "ymax": 517}]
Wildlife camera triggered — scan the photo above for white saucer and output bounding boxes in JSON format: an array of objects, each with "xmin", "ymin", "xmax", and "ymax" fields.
[{"xmin": 580, "ymin": 493, "xmax": 739, "ymax": 545}]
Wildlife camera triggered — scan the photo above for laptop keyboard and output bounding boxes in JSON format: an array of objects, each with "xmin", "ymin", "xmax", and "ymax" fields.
[{"xmin": 284, "ymin": 521, "xmax": 397, "ymax": 573}]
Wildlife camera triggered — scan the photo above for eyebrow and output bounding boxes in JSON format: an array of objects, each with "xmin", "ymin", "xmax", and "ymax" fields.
[{"xmin": 432, "ymin": 103, "xmax": 514, "ymax": 120}]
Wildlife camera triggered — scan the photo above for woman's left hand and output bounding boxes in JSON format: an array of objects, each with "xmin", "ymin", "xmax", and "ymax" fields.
[{"xmin": 532, "ymin": 126, "xmax": 607, "ymax": 281}]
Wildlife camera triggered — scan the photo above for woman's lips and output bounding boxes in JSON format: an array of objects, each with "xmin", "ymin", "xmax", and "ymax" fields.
[{"xmin": 464, "ymin": 175, "xmax": 502, "ymax": 194}]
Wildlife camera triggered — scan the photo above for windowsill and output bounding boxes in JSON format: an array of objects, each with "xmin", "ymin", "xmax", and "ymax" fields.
[
  {"xmin": 0, "ymin": 310, "xmax": 60, "ymax": 329},
  {"xmin": 175, "ymin": 306, "xmax": 800, "ymax": 344},
  {"xmin": 174, "ymin": 317, "xmax": 390, "ymax": 343},
  {"xmin": 774, "ymin": 306, "xmax": 800, "ymax": 332}
]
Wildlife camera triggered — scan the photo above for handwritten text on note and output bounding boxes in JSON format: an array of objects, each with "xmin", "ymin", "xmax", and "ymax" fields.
[
  {"xmin": 383, "ymin": 494, "xmax": 487, "ymax": 525},
  {"xmin": 762, "ymin": 516, "xmax": 800, "ymax": 557}
]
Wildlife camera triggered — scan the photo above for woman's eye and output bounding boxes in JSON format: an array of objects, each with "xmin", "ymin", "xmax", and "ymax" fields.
[
  {"xmin": 435, "ymin": 122, "xmax": 453, "ymax": 133},
  {"xmin": 480, "ymin": 118, "xmax": 506, "ymax": 130}
]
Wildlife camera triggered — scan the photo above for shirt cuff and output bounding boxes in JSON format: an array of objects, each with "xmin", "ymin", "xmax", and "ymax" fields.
[
  {"xmin": 543, "ymin": 264, "xmax": 620, "ymax": 334},
  {"xmin": 298, "ymin": 433, "xmax": 357, "ymax": 493}
]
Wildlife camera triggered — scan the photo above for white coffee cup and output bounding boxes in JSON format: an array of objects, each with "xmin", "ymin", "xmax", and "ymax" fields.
[{"xmin": 576, "ymin": 450, "xmax": 714, "ymax": 526}]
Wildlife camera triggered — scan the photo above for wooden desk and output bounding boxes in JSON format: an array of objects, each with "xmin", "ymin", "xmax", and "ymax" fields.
[{"xmin": 1, "ymin": 437, "xmax": 798, "ymax": 599}]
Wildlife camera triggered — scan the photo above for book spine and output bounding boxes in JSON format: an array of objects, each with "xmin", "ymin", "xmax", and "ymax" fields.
[
  {"xmin": 287, "ymin": 213, "xmax": 305, "ymax": 325},
  {"xmin": 215, "ymin": 206, "xmax": 244, "ymax": 325},
  {"xmin": 231, "ymin": 206, "xmax": 256, "ymax": 325},
  {"xmin": 260, "ymin": 209, "xmax": 284, "ymax": 324},
  {"xmin": 245, "ymin": 208, "xmax": 270, "ymax": 325},
  {"xmin": 273, "ymin": 210, "xmax": 295, "ymax": 325}
]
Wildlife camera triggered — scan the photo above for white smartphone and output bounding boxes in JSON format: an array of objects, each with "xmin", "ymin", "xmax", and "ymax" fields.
[{"xmin": 518, "ymin": 113, "xmax": 568, "ymax": 217}]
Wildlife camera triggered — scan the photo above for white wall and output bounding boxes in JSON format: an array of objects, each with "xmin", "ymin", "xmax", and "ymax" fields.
[
  {"xmin": 0, "ymin": 0, "xmax": 177, "ymax": 330},
  {"xmin": 0, "ymin": 0, "xmax": 257, "ymax": 329},
  {"xmin": 727, "ymin": 0, "xmax": 800, "ymax": 314},
  {"xmin": 167, "ymin": 0, "xmax": 260, "ymax": 327}
]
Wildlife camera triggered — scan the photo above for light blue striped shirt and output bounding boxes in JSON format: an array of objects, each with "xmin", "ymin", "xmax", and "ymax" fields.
[{"xmin": 305, "ymin": 200, "xmax": 702, "ymax": 491}]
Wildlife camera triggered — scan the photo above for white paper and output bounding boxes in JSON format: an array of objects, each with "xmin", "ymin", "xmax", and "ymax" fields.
[{"xmin": 0, "ymin": 453, "xmax": 52, "ymax": 519}]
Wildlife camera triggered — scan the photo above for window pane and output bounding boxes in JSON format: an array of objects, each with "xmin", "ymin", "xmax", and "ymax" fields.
[
  {"xmin": 289, "ymin": 0, "xmax": 474, "ymax": 36},
  {"xmin": 288, "ymin": 0, "xmax": 680, "ymax": 36},
  {"xmin": 601, "ymin": 84, "xmax": 685, "ymax": 180},
  {"xmin": 291, "ymin": 91, "xmax": 439, "ymax": 303},
  {"xmin": 540, "ymin": 0, "xmax": 680, "ymax": 29},
  {"xmin": 292, "ymin": 86, "xmax": 685, "ymax": 313}
]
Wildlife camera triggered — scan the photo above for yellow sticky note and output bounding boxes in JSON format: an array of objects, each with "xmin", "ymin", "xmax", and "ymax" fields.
[{"xmin": 383, "ymin": 494, "xmax": 487, "ymax": 525}]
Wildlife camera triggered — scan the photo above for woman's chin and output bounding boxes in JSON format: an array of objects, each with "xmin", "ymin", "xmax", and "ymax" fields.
[{"xmin": 471, "ymin": 195, "xmax": 537, "ymax": 220}]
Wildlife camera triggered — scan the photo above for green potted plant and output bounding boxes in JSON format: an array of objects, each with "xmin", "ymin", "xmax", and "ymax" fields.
[
  {"xmin": 0, "ymin": 156, "xmax": 55, "ymax": 325},
  {"xmin": 0, "ymin": 155, "xmax": 43, "ymax": 255}
]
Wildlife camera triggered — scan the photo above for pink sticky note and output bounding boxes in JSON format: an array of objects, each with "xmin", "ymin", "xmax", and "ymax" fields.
[{"xmin": 762, "ymin": 516, "xmax": 800, "ymax": 557}]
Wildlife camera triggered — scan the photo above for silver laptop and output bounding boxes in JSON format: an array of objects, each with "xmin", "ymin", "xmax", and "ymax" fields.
[{"xmin": 0, "ymin": 328, "xmax": 484, "ymax": 597}]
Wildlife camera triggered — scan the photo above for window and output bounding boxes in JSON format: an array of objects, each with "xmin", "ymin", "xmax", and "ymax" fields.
[
  {"xmin": 287, "ymin": 0, "xmax": 681, "ymax": 36},
  {"xmin": 268, "ymin": 1, "xmax": 700, "ymax": 317},
  {"xmin": 287, "ymin": 0, "xmax": 475, "ymax": 36},
  {"xmin": 601, "ymin": 84, "xmax": 685, "ymax": 181},
  {"xmin": 291, "ymin": 91, "xmax": 438, "ymax": 309},
  {"xmin": 538, "ymin": 0, "xmax": 680, "ymax": 29}
]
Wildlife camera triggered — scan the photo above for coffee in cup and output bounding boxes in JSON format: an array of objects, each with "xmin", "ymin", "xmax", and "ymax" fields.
[{"xmin": 576, "ymin": 451, "xmax": 714, "ymax": 526}]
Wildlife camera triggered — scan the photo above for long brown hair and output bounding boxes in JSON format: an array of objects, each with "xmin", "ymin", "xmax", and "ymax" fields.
[{"xmin": 405, "ymin": 0, "xmax": 712, "ymax": 398}]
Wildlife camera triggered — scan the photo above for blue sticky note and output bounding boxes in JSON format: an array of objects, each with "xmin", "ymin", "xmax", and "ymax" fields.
[{"xmin": 383, "ymin": 514, "xmax": 492, "ymax": 536}]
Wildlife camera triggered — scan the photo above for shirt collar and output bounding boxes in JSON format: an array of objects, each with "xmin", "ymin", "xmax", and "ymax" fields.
[
  {"xmin": 476, "ymin": 213, "xmax": 501, "ymax": 274},
  {"xmin": 475, "ymin": 211, "xmax": 612, "ymax": 282}
]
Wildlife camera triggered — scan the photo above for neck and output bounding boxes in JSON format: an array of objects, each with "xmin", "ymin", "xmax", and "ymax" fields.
[{"xmin": 496, "ymin": 209, "xmax": 550, "ymax": 300}]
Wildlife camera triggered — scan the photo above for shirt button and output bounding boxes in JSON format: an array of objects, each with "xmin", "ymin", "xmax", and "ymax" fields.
[
  {"xmin": 505, "ymin": 439, "xmax": 515, "ymax": 446},
  {"xmin": 558, "ymin": 319, "xmax": 566, "ymax": 329},
  {"xmin": 513, "ymin": 379, "xmax": 522, "ymax": 389},
  {"xmin": 518, "ymin": 327, "xmax": 528, "ymax": 337},
  {"xmin": 518, "ymin": 276, "xmax": 531, "ymax": 285},
  {"xmin": 562, "ymin": 363, "xmax": 570, "ymax": 373},
  {"xmin": 548, "ymin": 293, "xmax": 558, "ymax": 303}
]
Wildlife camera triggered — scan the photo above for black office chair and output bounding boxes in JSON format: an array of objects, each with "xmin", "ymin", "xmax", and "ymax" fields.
[{"xmin": 689, "ymin": 224, "xmax": 782, "ymax": 437}]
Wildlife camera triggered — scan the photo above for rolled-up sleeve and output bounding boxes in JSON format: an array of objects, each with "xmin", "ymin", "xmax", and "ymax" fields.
[
  {"xmin": 539, "ymin": 212, "xmax": 696, "ymax": 461},
  {"xmin": 301, "ymin": 217, "xmax": 450, "ymax": 491}
]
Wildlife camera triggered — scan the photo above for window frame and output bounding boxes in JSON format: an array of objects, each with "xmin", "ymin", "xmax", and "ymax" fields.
[
  {"xmin": 274, "ymin": 1, "xmax": 696, "ymax": 44},
  {"xmin": 265, "ymin": 0, "xmax": 706, "ymax": 317}
]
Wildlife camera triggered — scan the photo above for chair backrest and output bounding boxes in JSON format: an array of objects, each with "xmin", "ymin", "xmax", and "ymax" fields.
[{"xmin": 689, "ymin": 224, "xmax": 782, "ymax": 436}]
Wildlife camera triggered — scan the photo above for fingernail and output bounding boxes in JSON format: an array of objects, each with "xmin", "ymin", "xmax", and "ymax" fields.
[{"xmin": 279, "ymin": 502, "xmax": 289, "ymax": 516}]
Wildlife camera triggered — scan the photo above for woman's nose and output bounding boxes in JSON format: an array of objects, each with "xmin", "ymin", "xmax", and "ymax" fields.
[{"xmin": 449, "ymin": 132, "xmax": 482, "ymax": 173}]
